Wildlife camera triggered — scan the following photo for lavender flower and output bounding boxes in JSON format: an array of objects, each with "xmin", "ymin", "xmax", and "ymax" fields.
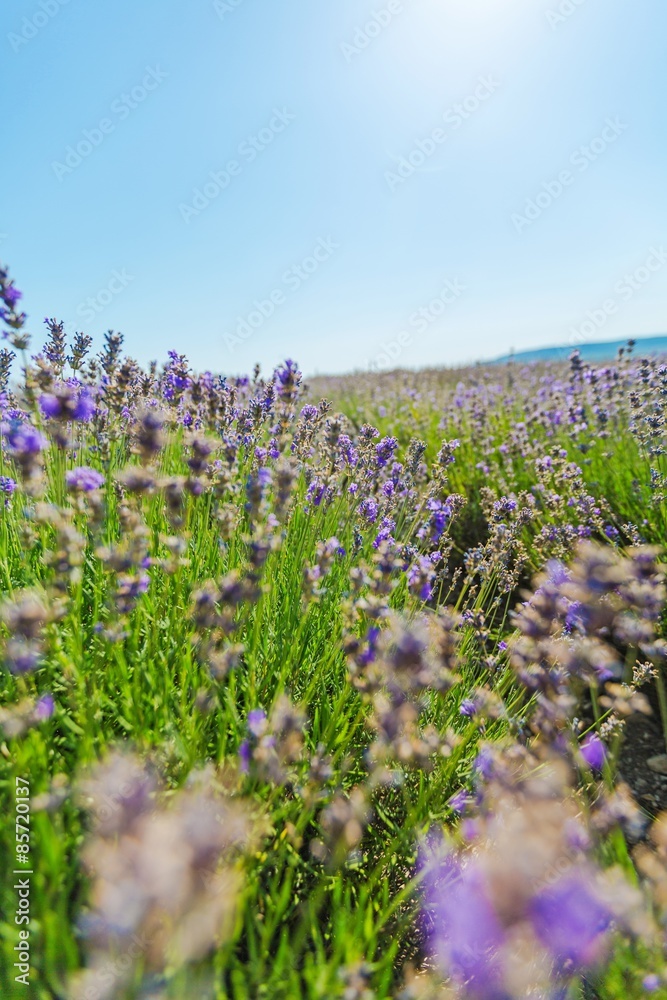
[
  {"xmin": 580, "ymin": 732, "xmax": 607, "ymax": 772},
  {"xmin": 0, "ymin": 693, "xmax": 55, "ymax": 738},
  {"xmin": 66, "ymin": 466, "xmax": 105, "ymax": 493},
  {"xmin": 0, "ymin": 474, "xmax": 17, "ymax": 503},
  {"xmin": 39, "ymin": 384, "xmax": 95, "ymax": 422},
  {"xmin": 529, "ymin": 875, "xmax": 612, "ymax": 968},
  {"xmin": 374, "ymin": 436, "xmax": 398, "ymax": 469},
  {"xmin": 247, "ymin": 708, "xmax": 268, "ymax": 738},
  {"xmin": 358, "ymin": 497, "xmax": 379, "ymax": 524},
  {"xmin": 643, "ymin": 974, "xmax": 661, "ymax": 992},
  {"xmin": 34, "ymin": 693, "xmax": 55, "ymax": 721},
  {"xmin": 3, "ymin": 420, "xmax": 46, "ymax": 460},
  {"xmin": 418, "ymin": 498, "xmax": 453, "ymax": 544},
  {"xmin": 426, "ymin": 854, "xmax": 505, "ymax": 997}
]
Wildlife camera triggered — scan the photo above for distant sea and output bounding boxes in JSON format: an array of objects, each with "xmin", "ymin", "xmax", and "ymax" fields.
[{"xmin": 491, "ymin": 335, "xmax": 667, "ymax": 365}]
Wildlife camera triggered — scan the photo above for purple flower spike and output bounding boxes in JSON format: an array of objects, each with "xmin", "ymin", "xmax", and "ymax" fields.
[
  {"xmin": 38, "ymin": 395, "xmax": 61, "ymax": 419},
  {"xmin": 73, "ymin": 388, "xmax": 95, "ymax": 421},
  {"xmin": 580, "ymin": 733, "xmax": 607, "ymax": 772},
  {"xmin": 238, "ymin": 740, "xmax": 251, "ymax": 774},
  {"xmin": 358, "ymin": 497, "xmax": 379, "ymax": 524},
  {"xmin": 0, "ymin": 475, "xmax": 17, "ymax": 497},
  {"xmin": 459, "ymin": 698, "xmax": 476, "ymax": 718},
  {"xmin": 66, "ymin": 466, "xmax": 104, "ymax": 493},
  {"xmin": 425, "ymin": 856, "xmax": 506, "ymax": 996},
  {"xmin": 39, "ymin": 384, "xmax": 95, "ymax": 423},
  {"xmin": 643, "ymin": 974, "xmax": 661, "ymax": 992},
  {"xmin": 474, "ymin": 746, "xmax": 495, "ymax": 780},
  {"xmin": 247, "ymin": 708, "xmax": 267, "ymax": 738},
  {"xmin": 447, "ymin": 789, "xmax": 470, "ymax": 814},
  {"xmin": 3, "ymin": 421, "xmax": 46, "ymax": 458},
  {"xmin": 34, "ymin": 694, "xmax": 55, "ymax": 721},
  {"xmin": 530, "ymin": 875, "xmax": 611, "ymax": 969}
]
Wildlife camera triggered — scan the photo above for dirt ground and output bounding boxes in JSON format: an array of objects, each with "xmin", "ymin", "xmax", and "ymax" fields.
[{"xmin": 618, "ymin": 689, "xmax": 667, "ymax": 817}]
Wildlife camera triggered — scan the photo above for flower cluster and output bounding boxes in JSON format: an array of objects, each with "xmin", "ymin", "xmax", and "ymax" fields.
[{"xmin": 72, "ymin": 752, "xmax": 254, "ymax": 999}]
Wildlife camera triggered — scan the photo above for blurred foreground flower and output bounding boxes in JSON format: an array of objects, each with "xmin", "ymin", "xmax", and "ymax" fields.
[
  {"xmin": 72, "ymin": 752, "xmax": 257, "ymax": 1000},
  {"xmin": 0, "ymin": 693, "xmax": 54, "ymax": 738},
  {"xmin": 1, "ymin": 591, "xmax": 51, "ymax": 674},
  {"xmin": 239, "ymin": 695, "xmax": 306, "ymax": 785},
  {"xmin": 421, "ymin": 750, "xmax": 653, "ymax": 999}
]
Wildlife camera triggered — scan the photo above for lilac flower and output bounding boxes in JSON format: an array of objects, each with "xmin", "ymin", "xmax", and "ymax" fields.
[
  {"xmin": 66, "ymin": 466, "xmax": 104, "ymax": 493},
  {"xmin": 580, "ymin": 733, "xmax": 607, "ymax": 772}
]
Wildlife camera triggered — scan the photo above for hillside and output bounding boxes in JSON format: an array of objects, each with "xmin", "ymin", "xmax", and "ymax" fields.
[{"xmin": 492, "ymin": 334, "xmax": 667, "ymax": 364}]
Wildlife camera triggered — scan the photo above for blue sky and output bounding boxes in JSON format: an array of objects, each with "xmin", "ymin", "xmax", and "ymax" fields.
[{"xmin": 2, "ymin": 0, "xmax": 666, "ymax": 375}]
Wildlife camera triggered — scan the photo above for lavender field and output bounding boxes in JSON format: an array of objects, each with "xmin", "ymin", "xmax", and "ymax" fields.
[{"xmin": 2, "ymin": 266, "xmax": 667, "ymax": 998}]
